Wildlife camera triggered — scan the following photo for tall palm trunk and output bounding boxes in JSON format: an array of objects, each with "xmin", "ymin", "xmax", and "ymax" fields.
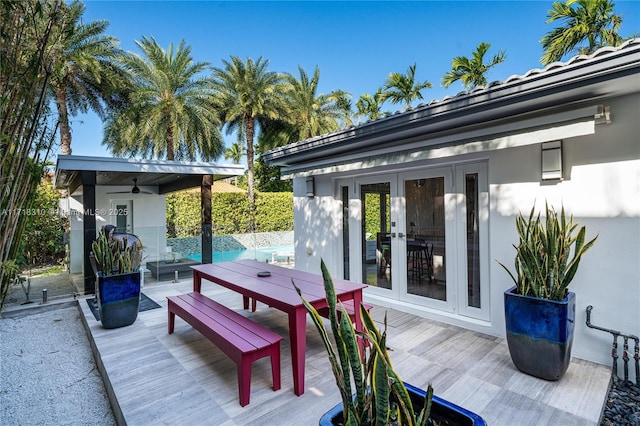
[
  {"xmin": 166, "ymin": 122, "xmax": 174, "ymax": 160},
  {"xmin": 55, "ymin": 86, "xmax": 72, "ymax": 155},
  {"xmin": 245, "ymin": 115, "xmax": 256, "ymax": 230}
]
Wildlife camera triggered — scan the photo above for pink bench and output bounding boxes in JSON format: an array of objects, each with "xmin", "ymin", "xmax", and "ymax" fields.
[{"xmin": 168, "ymin": 292, "xmax": 282, "ymax": 406}]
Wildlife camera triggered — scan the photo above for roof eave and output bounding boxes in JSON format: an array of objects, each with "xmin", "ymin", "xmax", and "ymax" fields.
[{"xmin": 263, "ymin": 40, "xmax": 640, "ymax": 168}]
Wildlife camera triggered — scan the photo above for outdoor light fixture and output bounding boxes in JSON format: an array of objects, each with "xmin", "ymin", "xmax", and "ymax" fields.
[
  {"xmin": 306, "ymin": 176, "xmax": 315, "ymax": 198},
  {"xmin": 541, "ymin": 140, "xmax": 563, "ymax": 181}
]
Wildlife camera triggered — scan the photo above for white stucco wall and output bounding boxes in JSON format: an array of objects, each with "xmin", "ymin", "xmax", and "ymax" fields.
[
  {"xmin": 489, "ymin": 94, "xmax": 640, "ymax": 373},
  {"xmin": 291, "ymin": 93, "xmax": 640, "ymax": 378},
  {"xmin": 95, "ymin": 186, "xmax": 167, "ymax": 266},
  {"xmin": 67, "ymin": 196, "xmax": 84, "ymax": 274}
]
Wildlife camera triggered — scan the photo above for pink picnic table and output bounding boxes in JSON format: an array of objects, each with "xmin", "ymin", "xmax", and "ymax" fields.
[{"xmin": 191, "ymin": 259, "xmax": 367, "ymax": 396}]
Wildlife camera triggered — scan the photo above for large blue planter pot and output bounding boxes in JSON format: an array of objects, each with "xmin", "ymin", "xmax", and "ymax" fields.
[
  {"xmin": 504, "ymin": 286, "xmax": 576, "ymax": 380},
  {"xmin": 97, "ymin": 271, "xmax": 141, "ymax": 329},
  {"xmin": 319, "ymin": 382, "xmax": 486, "ymax": 425}
]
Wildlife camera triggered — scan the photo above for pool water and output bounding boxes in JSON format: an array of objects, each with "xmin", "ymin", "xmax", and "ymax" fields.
[{"xmin": 187, "ymin": 245, "xmax": 294, "ymax": 264}]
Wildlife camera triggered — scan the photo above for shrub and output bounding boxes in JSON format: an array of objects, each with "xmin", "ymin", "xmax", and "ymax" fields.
[
  {"xmin": 166, "ymin": 190, "xmax": 293, "ymax": 237},
  {"xmin": 21, "ymin": 178, "xmax": 68, "ymax": 267}
]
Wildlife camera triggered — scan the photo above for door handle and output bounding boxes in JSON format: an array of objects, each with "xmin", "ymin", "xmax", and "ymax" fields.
[
  {"xmin": 398, "ymin": 232, "xmax": 405, "ymax": 238},
  {"xmin": 390, "ymin": 232, "xmax": 396, "ymax": 238}
]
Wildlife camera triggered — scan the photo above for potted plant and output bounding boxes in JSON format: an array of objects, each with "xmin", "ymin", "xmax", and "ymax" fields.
[
  {"xmin": 295, "ymin": 260, "xmax": 486, "ymax": 425},
  {"xmin": 498, "ymin": 203, "xmax": 597, "ymax": 380},
  {"xmin": 91, "ymin": 226, "xmax": 143, "ymax": 329}
]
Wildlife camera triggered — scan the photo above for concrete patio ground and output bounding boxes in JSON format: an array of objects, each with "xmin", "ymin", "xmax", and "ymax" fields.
[{"xmin": 73, "ymin": 275, "xmax": 611, "ymax": 426}]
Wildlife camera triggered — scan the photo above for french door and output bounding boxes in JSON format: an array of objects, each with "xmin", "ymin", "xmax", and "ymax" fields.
[{"xmin": 342, "ymin": 163, "xmax": 488, "ymax": 320}]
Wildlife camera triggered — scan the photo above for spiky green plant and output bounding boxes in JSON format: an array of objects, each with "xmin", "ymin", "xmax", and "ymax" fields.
[
  {"xmin": 498, "ymin": 203, "xmax": 597, "ymax": 300},
  {"xmin": 294, "ymin": 260, "xmax": 432, "ymax": 425},
  {"xmin": 91, "ymin": 231, "xmax": 141, "ymax": 276}
]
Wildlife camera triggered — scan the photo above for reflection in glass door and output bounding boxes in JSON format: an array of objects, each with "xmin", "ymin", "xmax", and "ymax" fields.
[
  {"xmin": 341, "ymin": 186, "xmax": 350, "ymax": 280},
  {"xmin": 111, "ymin": 200, "xmax": 132, "ymax": 233},
  {"xmin": 360, "ymin": 182, "xmax": 391, "ymax": 289},
  {"xmin": 465, "ymin": 173, "xmax": 480, "ymax": 308},
  {"xmin": 456, "ymin": 162, "xmax": 489, "ymax": 320},
  {"xmin": 404, "ymin": 177, "xmax": 446, "ymax": 301}
]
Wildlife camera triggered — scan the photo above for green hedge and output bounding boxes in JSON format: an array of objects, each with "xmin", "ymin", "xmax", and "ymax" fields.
[{"xmin": 166, "ymin": 191, "xmax": 293, "ymax": 238}]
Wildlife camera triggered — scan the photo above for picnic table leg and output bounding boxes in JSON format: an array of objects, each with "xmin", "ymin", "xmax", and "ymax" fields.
[
  {"xmin": 289, "ymin": 307, "xmax": 307, "ymax": 396},
  {"xmin": 352, "ymin": 291, "xmax": 365, "ymax": 357},
  {"xmin": 193, "ymin": 271, "xmax": 201, "ymax": 292},
  {"xmin": 168, "ymin": 306, "xmax": 175, "ymax": 334}
]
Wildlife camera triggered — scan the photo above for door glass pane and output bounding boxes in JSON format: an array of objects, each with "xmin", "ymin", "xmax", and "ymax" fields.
[
  {"xmin": 115, "ymin": 204, "xmax": 128, "ymax": 233},
  {"xmin": 361, "ymin": 183, "xmax": 391, "ymax": 289},
  {"xmin": 466, "ymin": 173, "xmax": 481, "ymax": 308},
  {"xmin": 342, "ymin": 186, "xmax": 350, "ymax": 280},
  {"xmin": 405, "ymin": 177, "xmax": 446, "ymax": 301}
]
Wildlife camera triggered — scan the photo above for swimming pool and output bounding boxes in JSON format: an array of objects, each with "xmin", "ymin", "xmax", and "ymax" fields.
[{"xmin": 187, "ymin": 245, "xmax": 294, "ymax": 264}]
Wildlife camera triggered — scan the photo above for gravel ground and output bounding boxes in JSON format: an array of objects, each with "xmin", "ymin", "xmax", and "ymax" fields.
[
  {"xmin": 601, "ymin": 378, "xmax": 640, "ymax": 426},
  {"xmin": 0, "ymin": 304, "xmax": 116, "ymax": 426}
]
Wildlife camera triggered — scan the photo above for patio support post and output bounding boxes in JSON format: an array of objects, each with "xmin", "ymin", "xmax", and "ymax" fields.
[
  {"xmin": 82, "ymin": 170, "xmax": 97, "ymax": 294},
  {"xmin": 201, "ymin": 174, "xmax": 212, "ymax": 264}
]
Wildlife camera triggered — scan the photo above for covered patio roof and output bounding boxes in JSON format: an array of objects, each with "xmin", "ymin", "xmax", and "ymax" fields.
[
  {"xmin": 53, "ymin": 155, "xmax": 245, "ymax": 293},
  {"xmin": 54, "ymin": 155, "xmax": 244, "ymax": 194}
]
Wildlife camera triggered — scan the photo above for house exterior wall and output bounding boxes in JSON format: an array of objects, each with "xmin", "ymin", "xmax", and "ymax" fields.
[
  {"xmin": 67, "ymin": 195, "xmax": 84, "ymax": 274},
  {"xmin": 291, "ymin": 92, "xmax": 639, "ymax": 375}
]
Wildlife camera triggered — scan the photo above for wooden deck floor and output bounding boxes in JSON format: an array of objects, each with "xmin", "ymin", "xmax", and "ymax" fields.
[{"xmin": 79, "ymin": 278, "xmax": 612, "ymax": 426}]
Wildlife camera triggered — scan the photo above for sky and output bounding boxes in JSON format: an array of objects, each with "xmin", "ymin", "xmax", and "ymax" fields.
[{"xmin": 69, "ymin": 0, "xmax": 640, "ymax": 160}]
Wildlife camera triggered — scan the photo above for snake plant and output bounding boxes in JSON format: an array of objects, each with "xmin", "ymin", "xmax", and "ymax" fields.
[
  {"xmin": 498, "ymin": 203, "xmax": 597, "ymax": 301},
  {"xmin": 91, "ymin": 230, "xmax": 142, "ymax": 276},
  {"xmin": 295, "ymin": 260, "xmax": 433, "ymax": 425}
]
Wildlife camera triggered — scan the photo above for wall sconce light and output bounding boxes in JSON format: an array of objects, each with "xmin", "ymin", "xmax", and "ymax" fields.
[
  {"xmin": 541, "ymin": 140, "xmax": 563, "ymax": 181},
  {"xmin": 305, "ymin": 176, "xmax": 315, "ymax": 198}
]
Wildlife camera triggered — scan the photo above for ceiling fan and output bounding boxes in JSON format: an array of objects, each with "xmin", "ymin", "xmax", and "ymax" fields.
[{"xmin": 107, "ymin": 178, "xmax": 154, "ymax": 194}]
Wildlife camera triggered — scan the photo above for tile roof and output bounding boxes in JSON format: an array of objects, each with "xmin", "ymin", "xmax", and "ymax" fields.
[{"xmin": 348, "ymin": 38, "xmax": 640, "ymax": 132}]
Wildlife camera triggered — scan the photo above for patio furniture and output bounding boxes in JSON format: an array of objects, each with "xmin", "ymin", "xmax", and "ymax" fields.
[
  {"xmin": 167, "ymin": 291, "xmax": 283, "ymax": 406},
  {"xmin": 407, "ymin": 239, "xmax": 434, "ymax": 282},
  {"xmin": 249, "ymin": 295, "xmax": 372, "ymax": 324},
  {"xmin": 148, "ymin": 258, "xmax": 201, "ymax": 280},
  {"xmin": 191, "ymin": 259, "xmax": 367, "ymax": 396},
  {"xmin": 316, "ymin": 299, "xmax": 373, "ymax": 324},
  {"xmin": 377, "ymin": 233, "xmax": 391, "ymax": 276}
]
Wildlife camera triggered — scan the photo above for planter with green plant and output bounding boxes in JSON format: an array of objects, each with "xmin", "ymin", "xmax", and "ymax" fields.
[
  {"xmin": 498, "ymin": 203, "xmax": 597, "ymax": 380},
  {"xmin": 295, "ymin": 260, "xmax": 486, "ymax": 425},
  {"xmin": 91, "ymin": 226, "xmax": 143, "ymax": 329}
]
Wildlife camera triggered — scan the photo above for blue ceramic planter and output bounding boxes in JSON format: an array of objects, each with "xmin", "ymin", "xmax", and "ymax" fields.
[
  {"xmin": 504, "ymin": 286, "xmax": 575, "ymax": 380},
  {"xmin": 97, "ymin": 271, "xmax": 141, "ymax": 329},
  {"xmin": 319, "ymin": 382, "xmax": 486, "ymax": 425}
]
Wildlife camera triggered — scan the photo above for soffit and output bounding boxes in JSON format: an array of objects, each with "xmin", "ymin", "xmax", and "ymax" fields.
[{"xmin": 54, "ymin": 155, "xmax": 245, "ymax": 195}]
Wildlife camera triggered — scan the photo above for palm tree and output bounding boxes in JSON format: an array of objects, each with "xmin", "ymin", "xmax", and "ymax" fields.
[
  {"xmin": 49, "ymin": 0, "xmax": 127, "ymax": 155},
  {"xmin": 282, "ymin": 65, "xmax": 351, "ymax": 140},
  {"xmin": 104, "ymin": 36, "xmax": 223, "ymax": 161},
  {"xmin": 442, "ymin": 42, "xmax": 506, "ymax": 90},
  {"xmin": 540, "ymin": 0, "xmax": 624, "ymax": 65},
  {"xmin": 211, "ymin": 56, "xmax": 286, "ymax": 216},
  {"xmin": 381, "ymin": 63, "xmax": 432, "ymax": 108},
  {"xmin": 224, "ymin": 141, "xmax": 245, "ymax": 164},
  {"xmin": 356, "ymin": 88, "xmax": 385, "ymax": 123}
]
